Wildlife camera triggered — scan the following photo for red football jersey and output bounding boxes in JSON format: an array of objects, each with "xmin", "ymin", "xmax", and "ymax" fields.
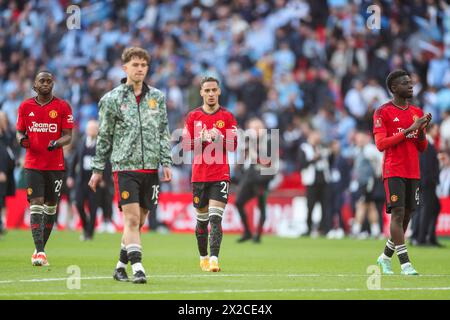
[
  {"xmin": 16, "ymin": 97, "xmax": 74, "ymax": 170},
  {"xmin": 182, "ymin": 106, "xmax": 237, "ymax": 182},
  {"xmin": 373, "ymin": 102, "xmax": 424, "ymax": 179}
]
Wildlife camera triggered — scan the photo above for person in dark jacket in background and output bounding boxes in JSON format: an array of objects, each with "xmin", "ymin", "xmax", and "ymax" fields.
[
  {"xmin": 0, "ymin": 111, "xmax": 16, "ymax": 236},
  {"xmin": 411, "ymin": 123, "xmax": 442, "ymax": 247},
  {"xmin": 235, "ymin": 117, "xmax": 276, "ymax": 243},
  {"xmin": 67, "ymin": 120, "xmax": 114, "ymax": 240},
  {"xmin": 299, "ymin": 130, "xmax": 330, "ymax": 236},
  {"xmin": 325, "ymin": 140, "xmax": 351, "ymax": 239}
]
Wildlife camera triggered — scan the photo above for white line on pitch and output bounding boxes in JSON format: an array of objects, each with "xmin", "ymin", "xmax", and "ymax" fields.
[
  {"xmin": 1, "ymin": 273, "xmax": 450, "ymax": 284},
  {"xmin": 1, "ymin": 287, "xmax": 450, "ymax": 297}
]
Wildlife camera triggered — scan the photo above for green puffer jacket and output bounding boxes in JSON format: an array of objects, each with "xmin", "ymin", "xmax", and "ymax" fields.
[{"xmin": 92, "ymin": 81, "xmax": 172, "ymax": 173}]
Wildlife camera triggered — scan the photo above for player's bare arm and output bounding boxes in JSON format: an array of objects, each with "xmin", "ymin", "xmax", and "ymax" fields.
[
  {"xmin": 161, "ymin": 166, "xmax": 172, "ymax": 182},
  {"xmin": 48, "ymin": 128, "xmax": 72, "ymax": 151}
]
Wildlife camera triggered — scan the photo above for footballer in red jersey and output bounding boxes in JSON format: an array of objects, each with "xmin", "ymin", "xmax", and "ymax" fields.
[
  {"xmin": 16, "ymin": 71, "xmax": 73, "ymax": 267},
  {"xmin": 373, "ymin": 70, "xmax": 431, "ymax": 276},
  {"xmin": 182, "ymin": 76, "xmax": 237, "ymax": 272}
]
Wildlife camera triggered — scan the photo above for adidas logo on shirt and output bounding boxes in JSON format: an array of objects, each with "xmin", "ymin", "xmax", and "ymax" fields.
[
  {"xmin": 393, "ymin": 117, "xmax": 400, "ymax": 122},
  {"xmin": 29, "ymin": 112, "xmax": 35, "ymax": 117}
]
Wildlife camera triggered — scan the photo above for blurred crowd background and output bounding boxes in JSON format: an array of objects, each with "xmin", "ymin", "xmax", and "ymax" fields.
[{"xmin": 1, "ymin": 0, "xmax": 450, "ymax": 241}]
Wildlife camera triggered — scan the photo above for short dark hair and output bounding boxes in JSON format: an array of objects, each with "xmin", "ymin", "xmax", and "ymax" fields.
[
  {"xmin": 121, "ymin": 47, "xmax": 151, "ymax": 64},
  {"xmin": 200, "ymin": 76, "xmax": 219, "ymax": 88},
  {"xmin": 386, "ymin": 69, "xmax": 409, "ymax": 93},
  {"xmin": 35, "ymin": 70, "xmax": 53, "ymax": 78}
]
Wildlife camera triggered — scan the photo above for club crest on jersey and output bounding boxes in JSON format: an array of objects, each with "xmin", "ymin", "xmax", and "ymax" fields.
[
  {"xmin": 194, "ymin": 196, "xmax": 200, "ymax": 204},
  {"xmin": 27, "ymin": 188, "xmax": 33, "ymax": 196},
  {"xmin": 391, "ymin": 195, "xmax": 398, "ymax": 202},
  {"xmin": 49, "ymin": 110, "xmax": 58, "ymax": 119},
  {"xmin": 375, "ymin": 118, "xmax": 382, "ymax": 128},
  {"xmin": 121, "ymin": 191, "xmax": 130, "ymax": 200},
  {"xmin": 215, "ymin": 120, "xmax": 225, "ymax": 129},
  {"xmin": 148, "ymin": 99, "xmax": 157, "ymax": 109}
]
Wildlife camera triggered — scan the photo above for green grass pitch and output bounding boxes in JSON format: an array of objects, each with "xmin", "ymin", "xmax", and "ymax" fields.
[{"xmin": 0, "ymin": 230, "xmax": 449, "ymax": 300}]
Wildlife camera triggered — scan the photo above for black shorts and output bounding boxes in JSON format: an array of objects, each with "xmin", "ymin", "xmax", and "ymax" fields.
[
  {"xmin": 358, "ymin": 178, "xmax": 385, "ymax": 203},
  {"xmin": 384, "ymin": 177, "xmax": 420, "ymax": 213},
  {"xmin": 192, "ymin": 181, "xmax": 229, "ymax": 208},
  {"xmin": 24, "ymin": 169, "xmax": 65, "ymax": 203},
  {"xmin": 113, "ymin": 171, "xmax": 159, "ymax": 212}
]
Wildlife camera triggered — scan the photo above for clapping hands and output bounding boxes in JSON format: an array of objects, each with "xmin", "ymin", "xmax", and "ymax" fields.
[{"xmin": 200, "ymin": 125, "xmax": 223, "ymax": 143}]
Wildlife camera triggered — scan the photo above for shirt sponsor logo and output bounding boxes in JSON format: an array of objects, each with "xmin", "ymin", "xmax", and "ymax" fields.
[
  {"xmin": 395, "ymin": 127, "xmax": 417, "ymax": 139},
  {"xmin": 49, "ymin": 110, "xmax": 58, "ymax": 119},
  {"xmin": 28, "ymin": 122, "xmax": 58, "ymax": 133}
]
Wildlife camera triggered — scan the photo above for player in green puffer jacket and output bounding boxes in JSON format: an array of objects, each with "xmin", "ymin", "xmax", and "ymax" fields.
[{"xmin": 89, "ymin": 47, "xmax": 172, "ymax": 284}]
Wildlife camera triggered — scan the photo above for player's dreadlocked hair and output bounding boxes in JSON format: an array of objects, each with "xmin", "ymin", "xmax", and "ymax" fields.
[
  {"xmin": 386, "ymin": 69, "xmax": 409, "ymax": 94},
  {"xmin": 200, "ymin": 76, "xmax": 220, "ymax": 88}
]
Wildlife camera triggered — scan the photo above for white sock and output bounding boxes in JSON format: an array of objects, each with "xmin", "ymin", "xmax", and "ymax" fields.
[
  {"xmin": 401, "ymin": 262, "xmax": 411, "ymax": 270},
  {"xmin": 116, "ymin": 261, "xmax": 127, "ymax": 269},
  {"xmin": 381, "ymin": 253, "xmax": 391, "ymax": 260},
  {"xmin": 352, "ymin": 222, "xmax": 361, "ymax": 235},
  {"xmin": 131, "ymin": 262, "xmax": 145, "ymax": 274},
  {"xmin": 370, "ymin": 223, "xmax": 380, "ymax": 236}
]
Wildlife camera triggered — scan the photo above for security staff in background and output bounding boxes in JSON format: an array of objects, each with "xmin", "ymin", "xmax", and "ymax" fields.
[
  {"xmin": 411, "ymin": 123, "xmax": 442, "ymax": 247},
  {"xmin": 67, "ymin": 120, "xmax": 114, "ymax": 240},
  {"xmin": 235, "ymin": 118, "xmax": 276, "ymax": 243},
  {"xmin": 0, "ymin": 111, "xmax": 16, "ymax": 236},
  {"xmin": 299, "ymin": 130, "xmax": 330, "ymax": 236}
]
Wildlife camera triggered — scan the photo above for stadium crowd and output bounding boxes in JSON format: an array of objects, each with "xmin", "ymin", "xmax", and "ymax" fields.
[{"xmin": 1, "ymin": 0, "xmax": 450, "ymax": 242}]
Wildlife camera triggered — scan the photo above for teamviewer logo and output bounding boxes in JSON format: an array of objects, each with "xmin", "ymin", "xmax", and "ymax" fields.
[
  {"xmin": 28, "ymin": 122, "xmax": 58, "ymax": 133},
  {"xmin": 49, "ymin": 124, "xmax": 57, "ymax": 133}
]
